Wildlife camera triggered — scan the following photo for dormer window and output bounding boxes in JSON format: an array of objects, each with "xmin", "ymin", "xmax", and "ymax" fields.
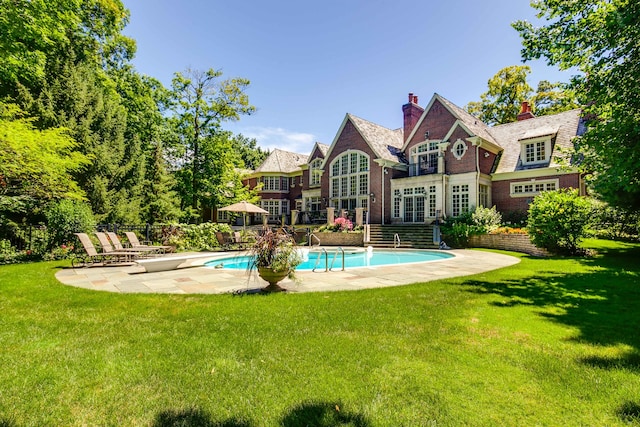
[{"xmin": 518, "ymin": 128, "xmax": 556, "ymax": 166}]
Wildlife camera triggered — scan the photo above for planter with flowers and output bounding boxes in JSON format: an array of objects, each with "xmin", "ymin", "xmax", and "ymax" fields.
[
  {"xmin": 248, "ymin": 228, "xmax": 303, "ymax": 292},
  {"xmin": 314, "ymin": 217, "xmax": 364, "ymax": 246}
]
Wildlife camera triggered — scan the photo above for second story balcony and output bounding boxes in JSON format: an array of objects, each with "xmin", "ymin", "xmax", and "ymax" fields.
[{"xmin": 408, "ymin": 163, "xmax": 438, "ymax": 177}]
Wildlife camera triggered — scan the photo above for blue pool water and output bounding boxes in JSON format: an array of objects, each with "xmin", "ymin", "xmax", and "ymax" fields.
[{"xmin": 204, "ymin": 249, "xmax": 454, "ymax": 271}]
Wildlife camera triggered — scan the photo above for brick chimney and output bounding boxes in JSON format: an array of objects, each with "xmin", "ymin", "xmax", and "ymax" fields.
[
  {"xmin": 402, "ymin": 93, "xmax": 424, "ymax": 141},
  {"xmin": 517, "ymin": 101, "xmax": 535, "ymax": 121}
]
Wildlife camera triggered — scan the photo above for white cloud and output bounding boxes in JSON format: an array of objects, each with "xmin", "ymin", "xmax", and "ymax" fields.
[{"xmin": 239, "ymin": 127, "xmax": 316, "ymax": 154}]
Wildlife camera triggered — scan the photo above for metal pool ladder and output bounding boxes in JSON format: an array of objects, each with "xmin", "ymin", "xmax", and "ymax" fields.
[
  {"xmin": 312, "ymin": 247, "xmax": 345, "ymax": 272},
  {"xmin": 394, "ymin": 233, "xmax": 401, "ymax": 249}
]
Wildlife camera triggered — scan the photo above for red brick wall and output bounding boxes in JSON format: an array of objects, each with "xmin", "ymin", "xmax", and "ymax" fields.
[
  {"xmin": 492, "ymin": 172, "xmax": 583, "ymax": 215},
  {"xmin": 323, "ymin": 119, "xmax": 388, "ymax": 223},
  {"xmin": 407, "ymin": 99, "xmax": 457, "ymax": 147}
]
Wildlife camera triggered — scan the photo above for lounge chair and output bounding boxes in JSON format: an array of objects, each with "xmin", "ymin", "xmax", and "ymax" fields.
[
  {"xmin": 106, "ymin": 232, "xmax": 159, "ymax": 257},
  {"xmin": 124, "ymin": 231, "xmax": 172, "ymax": 253},
  {"xmin": 233, "ymin": 231, "xmax": 249, "ymax": 250},
  {"xmin": 215, "ymin": 232, "xmax": 234, "ymax": 250},
  {"xmin": 73, "ymin": 233, "xmax": 136, "ymax": 267},
  {"xmin": 95, "ymin": 232, "xmax": 142, "ymax": 262},
  {"xmin": 72, "ymin": 233, "xmax": 106, "ymax": 267}
]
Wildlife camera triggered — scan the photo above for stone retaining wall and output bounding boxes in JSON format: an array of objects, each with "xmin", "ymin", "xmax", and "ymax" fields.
[
  {"xmin": 468, "ymin": 233, "xmax": 549, "ymax": 257},
  {"xmin": 315, "ymin": 232, "xmax": 364, "ymax": 247}
]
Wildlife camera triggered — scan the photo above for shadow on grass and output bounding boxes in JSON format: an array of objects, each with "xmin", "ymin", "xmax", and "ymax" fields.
[
  {"xmin": 152, "ymin": 408, "xmax": 253, "ymax": 427},
  {"xmin": 0, "ymin": 418, "xmax": 17, "ymax": 427},
  {"xmin": 460, "ymin": 244, "xmax": 640, "ymax": 367},
  {"xmin": 280, "ymin": 401, "xmax": 371, "ymax": 427},
  {"xmin": 616, "ymin": 401, "xmax": 640, "ymax": 423}
]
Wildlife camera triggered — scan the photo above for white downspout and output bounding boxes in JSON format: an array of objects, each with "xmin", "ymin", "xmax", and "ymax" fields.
[
  {"xmin": 381, "ymin": 165, "xmax": 386, "ymax": 224},
  {"xmin": 475, "ymin": 140, "xmax": 483, "ymax": 208}
]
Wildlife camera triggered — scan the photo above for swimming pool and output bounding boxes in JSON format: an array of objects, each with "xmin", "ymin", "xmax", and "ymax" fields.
[{"xmin": 204, "ymin": 248, "xmax": 454, "ymax": 271}]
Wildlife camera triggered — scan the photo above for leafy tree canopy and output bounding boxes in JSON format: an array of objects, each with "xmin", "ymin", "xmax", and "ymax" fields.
[
  {"xmin": 0, "ymin": 103, "xmax": 89, "ymax": 217},
  {"xmin": 513, "ymin": 0, "xmax": 640, "ymax": 210},
  {"xmin": 466, "ymin": 65, "xmax": 578, "ymax": 125}
]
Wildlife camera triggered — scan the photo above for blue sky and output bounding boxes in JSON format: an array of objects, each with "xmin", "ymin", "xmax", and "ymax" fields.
[{"xmin": 123, "ymin": 0, "xmax": 573, "ymax": 154}]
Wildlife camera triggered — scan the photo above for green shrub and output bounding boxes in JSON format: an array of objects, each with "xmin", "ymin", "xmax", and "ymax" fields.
[
  {"xmin": 167, "ymin": 223, "xmax": 233, "ymax": 251},
  {"xmin": 527, "ymin": 189, "xmax": 593, "ymax": 255},
  {"xmin": 590, "ymin": 201, "xmax": 640, "ymax": 241},
  {"xmin": 45, "ymin": 200, "xmax": 96, "ymax": 249},
  {"xmin": 472, "ymin": 206, "xmax": 502, "ymax": 233},
  {"xmin": 441, "ymin": 207, "xmax": 502, "ymax": 248}
]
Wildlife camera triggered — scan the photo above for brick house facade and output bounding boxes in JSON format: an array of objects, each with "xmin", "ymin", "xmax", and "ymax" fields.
[{"xmin": 241, "ymin": 93, "xmax": 585, "ymax": 225}]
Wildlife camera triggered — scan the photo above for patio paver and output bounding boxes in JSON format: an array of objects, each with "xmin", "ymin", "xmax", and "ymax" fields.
[{"xmin": 55, "ymin": 249, "xmax": 520, "ymax": 294}]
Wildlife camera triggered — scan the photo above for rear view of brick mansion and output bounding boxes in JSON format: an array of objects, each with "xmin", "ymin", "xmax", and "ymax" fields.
[{"xmin": 242, "ymin": 93, "xmax": 585, "ymax": 226}]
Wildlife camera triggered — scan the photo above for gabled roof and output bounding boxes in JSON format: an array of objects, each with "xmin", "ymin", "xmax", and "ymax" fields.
[
  {"xmin": 404, "ymin": 94, "xmax": 498, "ymax": 149},
  {"xmin": 342, "ymin": 114, "xmax": 404, "ymax": 162},
  {"xmin": 488, "ymin": 109, "xmax": 582, "ymax": 173},
  {"xmin": 254, "ymin": 148, "xmax": 308, "ymax": 174},
  {"xmin": 308, "ymin": 142, "xmax": 330, "ymax": 162}
]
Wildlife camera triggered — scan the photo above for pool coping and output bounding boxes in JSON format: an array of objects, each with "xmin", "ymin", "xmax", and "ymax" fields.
[{"xmin": 55, "ymin": 249, "xmax": 520, "ymax": 294}]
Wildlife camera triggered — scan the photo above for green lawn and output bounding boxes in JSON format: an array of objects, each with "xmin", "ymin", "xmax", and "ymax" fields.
[{"xmin": 1, "ymin": 239, "xmax": 639, "ymax": 426}]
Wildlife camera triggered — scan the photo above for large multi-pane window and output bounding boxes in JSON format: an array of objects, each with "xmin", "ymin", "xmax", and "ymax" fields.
[
  {"xmin": 521, "ymin": 138, "xmax": 551, "ymax": 165},
  {"xmin": 393, "ymin": 189, "xmax": 401, "ymax": 219},
  {"xmin": 409, "ymin": 141, "xmax": 439, "ymax": 176},
  {"xmin": 452, "ymin": 184, "xmax": 469, "ymax": 217},
  {"xmin": 261, "ymin": 176, "xmax": 288, "ymax": 191},
  {"xmin": 329, "ymin": 151, "xmax": 369, "ymax": 210},
  {"xmin": 511, "ymin": 179, "xmax": 558, "ymax": 196},
  {"xmin": 309, "ymin": 159, "xmax": 322, "ymax": 186},
  {"xmin": 259, "ymin": 199, "xmax": 289, "ymax": 221},
  {"xmin": 479, "ymin": 184, "xmax": 489, "ymax": 208},
  {"xmin": 428, "ymin": 186, "xmax": 437, "ymax": 217}
]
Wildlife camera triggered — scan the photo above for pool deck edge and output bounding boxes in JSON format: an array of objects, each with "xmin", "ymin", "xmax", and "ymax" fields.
[{"xmin": 55, "ymin": 249, "xmax": 520, "ymax": 294}]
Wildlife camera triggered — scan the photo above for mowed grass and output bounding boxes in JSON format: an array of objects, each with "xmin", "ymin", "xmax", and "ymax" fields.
[{"xmin": 0, "ymin": 240, "xmax": 639, "ymax": 426}]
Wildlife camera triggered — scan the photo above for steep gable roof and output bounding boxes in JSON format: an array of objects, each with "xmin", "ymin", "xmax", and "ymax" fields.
[
  {"xmin": 405, "ymin": 94, "xmax": 498, "ymax": 150},
  {"xmin": 488, "ymin": 109, "xmax": 582, "ymax": 173},
  {"xmin": 347, "ymin": 114, "xmax": 404, "ymax": 162},
  {"xmin": 254, "ymin": 148, "xmax": 308, "ymax": 174}
]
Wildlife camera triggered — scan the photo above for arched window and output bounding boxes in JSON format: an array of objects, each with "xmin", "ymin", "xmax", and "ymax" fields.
[
  {"xmin": 309, "ymin": 158, "xmax": 323, "ymax": 186},
  {"xmin": 329, "ymin": 151, "xmax": 369, "ymax": 211}
]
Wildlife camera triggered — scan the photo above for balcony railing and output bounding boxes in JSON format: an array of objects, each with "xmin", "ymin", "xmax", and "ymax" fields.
[{"xmin": 408, "ymin": 163, "xmax": 437, "ymax": 177}]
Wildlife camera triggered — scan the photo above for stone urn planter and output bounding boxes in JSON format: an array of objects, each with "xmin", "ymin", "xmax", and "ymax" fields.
[
  {"xmin": 257, "ymin": 266, "xmax": 291, "ymax": 293},
  {"xmin": 248, "ymin": 228, "xmax": 302, "ymax": 292}
]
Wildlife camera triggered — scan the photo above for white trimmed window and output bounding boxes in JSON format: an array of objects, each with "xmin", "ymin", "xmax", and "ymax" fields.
[
  {"xmin": 309, "ymin": 158, "xmax": 322, "ymax": 186},
  {"xmin": 452, "ymin": 184, "xmax": 469, "ymax": 217},
  {"xmin": 329, "ymin": 151, "xmax": 370, "ymax": 210},
  {"xmin": 479, "ymin": 184, "xmax": 489, "ymax": 207},
  {"xmin": 261, "ymin": 176, "xmax": 288, "ymax": 192},
  {"xmin": 520, "ymin": 137, "xmax": 552, "ymax": 165},
  {"xmin": 452, "ymin": 139, "xmax": 468, "ymax": 160},
  {"xmin": 428, "ymin": 185, "xmax": 437, "ymax": 217},
  {"xmin": 410, "ymin": 141, "xmax": 439, "ymax": 176},
  {"xmin": 511, "ymin": 179, "xmax": 558, "ymax": 197}
]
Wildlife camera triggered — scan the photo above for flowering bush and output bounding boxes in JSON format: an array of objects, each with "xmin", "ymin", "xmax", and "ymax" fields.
[
  {"xmin": 490, "ymin": 227, "xmax": 528, "ymax": 235},
  {"xmin": 316, "ymin": 217, "xmax": 362, "ymax": 233}
]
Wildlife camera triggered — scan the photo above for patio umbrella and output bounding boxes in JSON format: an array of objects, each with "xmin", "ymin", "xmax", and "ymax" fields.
[{"xmin": 218, "ymin": 201, "xmax": 268, "ymax": 232}]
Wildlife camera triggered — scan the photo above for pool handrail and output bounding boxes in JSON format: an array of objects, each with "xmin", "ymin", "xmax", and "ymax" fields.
[
  {"xmin": 312, "ymin": 248, "xmax": 328, "ymax": 272},
  {"xmin": 394, "ymin": 233, "xmax": 401, "ymax": 249},
  {"xmin": 329, "ymin": 247, "xmax": 345, "ymax": 271}
]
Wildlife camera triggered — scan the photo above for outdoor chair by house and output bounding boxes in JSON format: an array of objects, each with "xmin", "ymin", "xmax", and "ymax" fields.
[
  {"xmin": 215, "ymin": 232, "xmax": 234, "ymax": 250},
  {"xmin": 95, "ymin": 232, "xmax": 142, "ymax": 262},
  {"xmin": 124, "ymin": 231, "xmax": 172, "ymax": 253},
  {"xmin": 233, "ymin": 231, "xmax": 249, "ymax": 250},
  {"xmin": 106, "ymin": 232, "xmax": 159, "ymax": 257}
]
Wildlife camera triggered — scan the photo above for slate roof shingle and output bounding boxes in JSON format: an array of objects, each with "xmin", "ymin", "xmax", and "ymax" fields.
[{"xmin": 254, "ymin": 148, "xmax": 308, "ymax": 174}]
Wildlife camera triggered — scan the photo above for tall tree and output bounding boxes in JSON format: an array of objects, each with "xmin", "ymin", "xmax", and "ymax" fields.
[
  {"xmin": 0, "ymin": 103, "xmax": 89, "ymax": 221},
  {"xmin": 513, "ymin": 0, "xmax": 640, "ymax": 209},
  {"xmin": 233, "ymin": 133, "xmax": 269, "ymax": 170},
  {"xmin": 0, "ymin": 0, "xmax": 133, "ymax": 97},
  {"xmin": 466, "ymin": 65, "xmax": 579, "ymax": 125},
  {"xmin": 168, "ymin": 68, "xmax": 255, "ymax": 218}
]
